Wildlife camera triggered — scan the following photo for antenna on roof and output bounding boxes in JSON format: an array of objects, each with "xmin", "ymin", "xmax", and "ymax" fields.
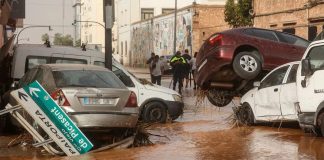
[{"xmin": 44, "ymin": 39, "xmax": 51, "ymax": 48}]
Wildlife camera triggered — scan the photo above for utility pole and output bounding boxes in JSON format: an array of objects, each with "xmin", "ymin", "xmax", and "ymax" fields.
[
  {"xmin": 103, "ymin": 0, "xmax": 113, "ymax": 70},
  {"xmin": 173, "ymin": 0, "xmax": 177, "ymax": 54}
]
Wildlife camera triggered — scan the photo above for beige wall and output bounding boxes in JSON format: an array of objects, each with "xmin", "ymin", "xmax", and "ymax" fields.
[
  {"xmin": 253, "ymin": 0, "xmax": 324, "ymax": 40},
  {"xmin": 192, "ymin": 6, "xmax": 229, "ymax": 53}
]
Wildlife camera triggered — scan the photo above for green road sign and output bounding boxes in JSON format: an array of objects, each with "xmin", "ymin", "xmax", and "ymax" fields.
[{"xmin": 23, "ymin": 81, "xmax": 93, "ymax": 154}]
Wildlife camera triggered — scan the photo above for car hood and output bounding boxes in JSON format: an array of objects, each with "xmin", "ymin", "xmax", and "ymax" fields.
[{"xmin": 143, "ymin": 84, "xmax": 180, "ymax": 96}]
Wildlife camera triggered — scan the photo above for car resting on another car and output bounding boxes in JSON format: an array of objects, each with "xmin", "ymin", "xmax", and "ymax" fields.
[{"xmin": 195, "ymin": 27, "xmax": 309, "ymax": 107}]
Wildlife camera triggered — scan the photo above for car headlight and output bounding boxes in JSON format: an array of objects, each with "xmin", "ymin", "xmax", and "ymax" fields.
[{"xmin": 172, "ymin": 94, "xmax": 182, "ymax": 102}]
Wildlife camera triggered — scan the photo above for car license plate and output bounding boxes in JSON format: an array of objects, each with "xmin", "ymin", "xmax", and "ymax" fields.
[{"xmin": 81, "ymin": 98, "xmax": 117, "ymax": 105}]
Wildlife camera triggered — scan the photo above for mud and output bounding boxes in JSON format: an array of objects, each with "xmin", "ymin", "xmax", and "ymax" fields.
[{"xmin": 1, "ymin": 78, "xmax": 324, "ymax": 160}]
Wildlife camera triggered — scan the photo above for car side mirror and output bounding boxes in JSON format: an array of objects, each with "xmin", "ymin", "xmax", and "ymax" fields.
[
  {"xmin": 253, "ymin": 81, "xmax": 261, "ymax": 88},
  {"xmin": 301, "ymin": 58, "xmax": 312, "ymax": 76}
]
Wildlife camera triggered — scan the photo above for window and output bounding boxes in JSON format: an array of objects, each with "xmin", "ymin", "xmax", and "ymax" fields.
[
  {"xmin": 162, "ymin": 8, "xmax": 174, "ymax": 14},
  {"xmin": 26, "ymin": 56, "xmax": 48, "ymax": 72},
  {"xmin": 53, "ymin": 58, "xmax": 87, "ymax": 64},
  {"xmin": 121, "ymin": 42, "xmax": 123, "ymax": 56},
  {"xmin": 313, "ymin": 27, "xmax": 324, "ymax": 41},
  {"xmin": 307, "ymin": 45, "xmax": 324, "ymax": 71},
  {"xmin": 53, "ymin": 70, "xmax": 125, "ymax": 88},
  {"xmin": 125, "ymin": 41, "xmax": 127, "ymax": 56},
  {"xmin": 112, "ymin": 65, "xmax": 135, "ymax": 87},
  {"xmin": 308, "ymin": 26, "xmax": 317, "ymax": 41},
  {"xmin": 141, "ymin": 8, "xmax": 154, "ymax": 20},
  {"xmin": 282, "ymin": 28, "xmax": 296, "ymax": 35},
  {"xmin": 286, "ymin": 64, "xmax": 299, "ymax": 83},
  {"xmin": 244, "ymin": 29, "xmax": 278, "ymax": 42},
  {"xmin": 276, "ymin": 32, "xmax": 309, "ymax": 47},
  {"xmin": 260, "ymin": 66, "xmax": 289, "ymax": 89},
  {"xmin": 94, "ymin": 61, "xmax": 105, "ymax": 67}
]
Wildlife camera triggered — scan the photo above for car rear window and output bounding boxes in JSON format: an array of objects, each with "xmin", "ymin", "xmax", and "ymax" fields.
[{"xmin": 53, "ymin": 70, "xmax": 126, "ymax": 88}]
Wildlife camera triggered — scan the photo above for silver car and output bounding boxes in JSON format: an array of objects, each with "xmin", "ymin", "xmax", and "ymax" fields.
[{"xmin": 16, "ymin": 64, "xmax": 139, "ymax": 129}]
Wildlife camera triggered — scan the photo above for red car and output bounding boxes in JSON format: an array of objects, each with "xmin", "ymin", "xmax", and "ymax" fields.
[{"xmin": 195, "ymin": 27, "xmax": 309, "ymax": 107}]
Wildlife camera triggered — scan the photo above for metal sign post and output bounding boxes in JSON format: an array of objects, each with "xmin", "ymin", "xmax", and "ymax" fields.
[{"xmin": 3, "ymin": 81, "xmax": 93, "ymax": 156}]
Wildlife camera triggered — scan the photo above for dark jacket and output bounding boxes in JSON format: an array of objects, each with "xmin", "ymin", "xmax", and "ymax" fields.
[{"xmin": 170, "ymin": 55, "xmax": 187, "ymax": 76}]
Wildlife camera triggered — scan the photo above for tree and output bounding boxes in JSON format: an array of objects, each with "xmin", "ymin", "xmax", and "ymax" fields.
[
  {"xmin": 53, "ymin": 33, "xmax": 73, "ymax": 46},
  {"xmin": 41, "ymin": 33, "xmax": 49, "ymax": 42},
  {"xmin": 75, "ymin": 39, "xmax": 81, "ymax": 47},
  {"xmin": 224, "ymin": 0, "xmax": 253, "ymax": 28}
]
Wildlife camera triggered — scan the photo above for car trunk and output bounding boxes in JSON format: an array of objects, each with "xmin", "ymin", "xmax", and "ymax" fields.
[{"xmin": 61, "ymin": 88, "xmax": 131, "ymax": 113}]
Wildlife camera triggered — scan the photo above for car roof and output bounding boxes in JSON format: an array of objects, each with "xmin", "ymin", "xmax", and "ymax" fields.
[
  {"xmin": 15, "ymin": 44, "xmax": 104, "ymax": 57},
  {"xmin": 39, "ymin": 64, "xmax": 110, "ymax": 71}
]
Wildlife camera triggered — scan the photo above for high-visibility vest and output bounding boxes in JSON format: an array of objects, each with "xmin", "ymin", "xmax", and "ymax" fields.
[{"xmin": 170, "ymin": 56, "xmax": 186, "ymax": 64}]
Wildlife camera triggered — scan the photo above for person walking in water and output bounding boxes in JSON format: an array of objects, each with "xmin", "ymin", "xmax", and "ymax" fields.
[
  {"xmin": 170, "ymin": 51, "xmax": 187, "ymax": 94},
  {"xmin": 151, "ymin": 55, "xmax": 163, "ymax": 85}
]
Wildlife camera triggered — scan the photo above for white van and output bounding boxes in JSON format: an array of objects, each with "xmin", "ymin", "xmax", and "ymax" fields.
[
  {"xmin": 297, "ymin": 40, "xmax": 324, "ymax": 135},
  {"xmin": 9, "ymin": 44, "xmax": 183, "ymax": 122}
]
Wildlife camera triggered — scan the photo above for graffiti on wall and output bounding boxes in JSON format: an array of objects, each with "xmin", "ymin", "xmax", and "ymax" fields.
[
  {"xmin": 153, "ymin": 12, "xmax": 192, "ymax": 55},
  {"xmin": 131, "ymin": 22, "xmax": 154, "ymax": 66},
  {"xmin": 131, "ymin": 11, "xmax": 192, "ymax": 66}
]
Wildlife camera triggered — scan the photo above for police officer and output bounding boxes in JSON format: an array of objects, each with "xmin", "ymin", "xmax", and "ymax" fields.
[{"xmin": 170, "ymin": 51, "xmax": 187, "ymax": 94}]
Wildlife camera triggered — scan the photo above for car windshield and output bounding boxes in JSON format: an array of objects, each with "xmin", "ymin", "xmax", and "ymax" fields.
[{"xmin": 53, "ymin": 70, "xmax": 125, "ymax": 88}]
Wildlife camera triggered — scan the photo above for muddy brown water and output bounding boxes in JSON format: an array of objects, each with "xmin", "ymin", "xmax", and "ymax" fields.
[{"xmin": 1, "ymin": 87, "xmax": 324, "ymax": 160}]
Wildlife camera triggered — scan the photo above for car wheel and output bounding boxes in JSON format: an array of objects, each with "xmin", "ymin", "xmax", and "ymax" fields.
[
  {"xmin": 233, "ymin": 51, "xmax": 262, "ymax": 80},
  {"xmin": 207, "ymin": 89, "xmax": 233, "ymax": 107},
  {"xmin": 237, "ymin": 103, "xmax": 255, "ymax": 126},
  {"xmin": 143, "ymin": 102, "xmax": 167, "ymax": 123},
  {"xmin": 317, "ymin": 112, "xmax": 324, "ymax": 136}
]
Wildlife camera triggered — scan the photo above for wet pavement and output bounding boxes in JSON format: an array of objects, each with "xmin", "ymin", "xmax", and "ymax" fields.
[{"xmin": 1, "ymin": 70, "xmax": 324, "ymax": 160}]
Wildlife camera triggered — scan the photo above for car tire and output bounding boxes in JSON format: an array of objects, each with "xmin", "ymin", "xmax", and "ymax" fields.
[
  {"xmin": 233, "ymin": 51, "xmax": 262, "ymax": 80},
  {"xmin": 317, "ymin": 112, "xmax": 324, "ymax": 136},
  {"xmin": 207, "ymin": 89, "xmax": 233, "ymax": 107},
  {"xmin": 143, "ymin": 102, "xmax": 167, "ymax": 123},
  {"xmin": 237, "ymin": 103, "xmax": 255, "ymax": 126}
]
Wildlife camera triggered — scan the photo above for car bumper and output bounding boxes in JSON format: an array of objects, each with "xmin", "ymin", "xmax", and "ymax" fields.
[
  {"xmin": 165, "ymin": 100, "xmax": 184, "ymax": 120},
  {"xmin": 68, "ymin": 112, "xmax": 139, "ymax": 129},
  {"xmin": 195, "ymin": 56, "xmax": 232, "ymax": 88}
]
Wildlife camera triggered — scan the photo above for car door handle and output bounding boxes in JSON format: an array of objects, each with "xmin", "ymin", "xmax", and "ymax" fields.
[{"xmin": 274, "ymin": 88, "xmax": 278, "ymax": 92}]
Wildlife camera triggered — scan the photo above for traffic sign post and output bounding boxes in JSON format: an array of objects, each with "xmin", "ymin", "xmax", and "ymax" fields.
[{"xmin": 7, "ymin": 81, "xmax": 93, "ymax": 156}]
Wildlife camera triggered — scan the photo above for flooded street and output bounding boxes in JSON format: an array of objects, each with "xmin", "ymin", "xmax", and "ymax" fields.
[{"xmin": 1, "ymin": 76, "xmax": 324, "ymax": 160}]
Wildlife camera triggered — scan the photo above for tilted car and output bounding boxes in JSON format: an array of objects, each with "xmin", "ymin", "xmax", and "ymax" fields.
[
  {"xmin": 11, "ymin": 64, "xmax": 139, "ymax": 130},
  {"xmin": 195, "ymin": 27, "xmax": 309, "ymax": 107},
  {"xmin": 234, "ymin": 62, "xmax": 299, "ymax": 125}
]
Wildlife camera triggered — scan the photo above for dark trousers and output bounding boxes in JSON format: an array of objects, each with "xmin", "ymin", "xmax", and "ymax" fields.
[
  {"xmin": 173, "ymin": 74, "xmax": 183, "ymax": 92},
  {"xmin": 152, "ymin": 75, "xmax": 161, "ymax": 85}
]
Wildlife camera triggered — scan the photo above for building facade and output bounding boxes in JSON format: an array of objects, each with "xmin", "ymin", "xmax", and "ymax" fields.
[
  {"xmin": 253, "ymin": 0, "xmax": 324, "ymax": 41},
  {"xmin": 79, "ymin": 0, "xmax": 105, "ymax": 51},
  {"xmin": 130, "ymin": 4, "xmax": 229, "ymax": 67},
  {"xmin": 79, "ymin": 0, "xmax": 226, "ymax": 65}
]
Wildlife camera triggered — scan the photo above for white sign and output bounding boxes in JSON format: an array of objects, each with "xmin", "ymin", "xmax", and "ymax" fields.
[{"xmin": 11, "ymin": 89, "xmax": 80, "ymax": 156}]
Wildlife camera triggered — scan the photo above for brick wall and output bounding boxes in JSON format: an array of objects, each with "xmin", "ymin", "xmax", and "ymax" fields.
[
  {"xmin": 253, "ymin": 0, "xmax": 324, "ymax": 41},
  {"xmin": 192, "ymin": 6, "xmax": 229, "ymax": 53}
]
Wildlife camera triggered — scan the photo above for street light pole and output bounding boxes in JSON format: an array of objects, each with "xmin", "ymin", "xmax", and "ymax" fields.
[
  {"xmin": 103, "ymin": 0, "xmax": 113, "ymax": 70},
  {"xmin": 16, "ymin": 25, "xmax": 52, "ymax": 44},
  {"xmin": 173, "ymin": 0, "xmax": 178, "ymax": 54}
]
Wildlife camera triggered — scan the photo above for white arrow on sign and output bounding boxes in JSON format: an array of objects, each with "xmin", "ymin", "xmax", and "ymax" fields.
[{"xmin": 29, "ymin": 87, "xmax": 41, "ymax": 98}]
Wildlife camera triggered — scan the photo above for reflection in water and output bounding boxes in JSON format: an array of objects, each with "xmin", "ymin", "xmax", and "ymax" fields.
[{"xmin": 3, "ymin": 105, "xmax": 324, "ymax": 159}]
